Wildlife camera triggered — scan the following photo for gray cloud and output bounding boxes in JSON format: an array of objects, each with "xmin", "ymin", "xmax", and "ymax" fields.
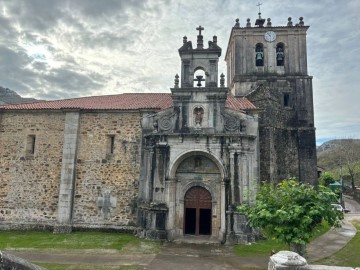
[{"xmin": 0, "ymin": 0, "xmax": 359, "ymax": 144}]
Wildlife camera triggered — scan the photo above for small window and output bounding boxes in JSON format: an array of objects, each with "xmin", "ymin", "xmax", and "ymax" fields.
[
  {"xmin": 26, "ymin": 135, "xmax": 36, "ymax": 155},
  {"xmin": 276, "ymin": 44, "xmax": 285, "ymax": 66},
  {"xmin": 107, "ymin": 135, "xmax": 115, "ymax": 154},
  {"xmin": 283, "ymin": 93, "xmax": 290, "ymax": 107},
  {"xmin": 255, "ymin": 44, "xmax": 264, "ymax": 66}
]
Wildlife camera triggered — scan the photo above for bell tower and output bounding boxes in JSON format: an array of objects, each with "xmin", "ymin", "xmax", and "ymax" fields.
[
  {"xmin": 179, "ymin": 26, "xmax": 221, "ymax": 88},
  {"xmin": 172, "ymin": 26, "xmax": 228, "ymax": 133},
  {"xmin": 225, "ymin": 14, "xmax": 317, "ymax": 184}
]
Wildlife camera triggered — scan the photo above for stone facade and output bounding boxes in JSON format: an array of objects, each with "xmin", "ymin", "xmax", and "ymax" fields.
[
  {"xmin": 225, "ymin": 16, "xmax": 317, "ymax": 184},
  {"xmin": 137, "ymin": 28, "xmax": 260, "ymax": 243}
]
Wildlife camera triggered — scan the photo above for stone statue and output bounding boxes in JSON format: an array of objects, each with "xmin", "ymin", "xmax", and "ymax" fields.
[{"xmin": 194, "ymin": 107, "xmax": 204, "ymax": 128}]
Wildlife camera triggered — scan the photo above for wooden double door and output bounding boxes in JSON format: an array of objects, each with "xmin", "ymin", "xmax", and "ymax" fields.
[{"xmin": 184, "ymin": 186, "xmax": 212, "ymax": 235}]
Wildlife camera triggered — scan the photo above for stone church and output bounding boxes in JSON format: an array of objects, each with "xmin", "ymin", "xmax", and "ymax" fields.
[{"xmin": 0, "ymin": 14, "xmax": 316, "ymax": 244}]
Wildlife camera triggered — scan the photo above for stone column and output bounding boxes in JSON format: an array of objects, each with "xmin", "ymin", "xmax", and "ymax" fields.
[
  {"xmin": 145, "ymin": 148, "xmax": 155, "ymax": 202},
  {"xmin": 165, "ymin": 179, "xmax": 177, "ymax": 240},
  {"xmin": 219, "ymin": 180, "xmax": 226, "ymax": 241},
  {"xmin": 229, "ymin": 150, "xmax": 235, "ymax": 204},
  {"xmin": 56, "ymin": 111, "xmax": 80, "ymax": 232},
  {"xmin": 238, "ymin": 151, "xmax": 250, "ymax": 203}
]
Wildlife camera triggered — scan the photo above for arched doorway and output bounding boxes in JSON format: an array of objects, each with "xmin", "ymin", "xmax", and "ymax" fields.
[{"xmin": 184, "ymin": 186, "xmax": 212, "ymax": 235}]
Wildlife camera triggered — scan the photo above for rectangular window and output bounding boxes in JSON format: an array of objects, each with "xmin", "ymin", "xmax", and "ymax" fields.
[
  {"xmin": 283, "ymin": 93, "xmax": 290, "ymax": 107},
  {"xmin": 107, "ymin": 135, "xmax": 115, "ymax": 154},
  {"xmin": 26, "ymin": 135, "xmax": 36, "ymax": 155}
]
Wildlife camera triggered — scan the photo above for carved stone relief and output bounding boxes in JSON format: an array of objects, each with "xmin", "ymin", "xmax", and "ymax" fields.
[
  {"xmin": 222, "ymin": 113, "xmax": 245, "ymax": 133},
  {"xmin": 96, "ymin": 189, "xmax": 117, "ymax": 220}
]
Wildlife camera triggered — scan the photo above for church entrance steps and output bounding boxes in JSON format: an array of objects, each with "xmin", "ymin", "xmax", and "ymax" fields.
[{"xmin": 173, "ymin": 235, "xmax": 220, "ymax": 245}]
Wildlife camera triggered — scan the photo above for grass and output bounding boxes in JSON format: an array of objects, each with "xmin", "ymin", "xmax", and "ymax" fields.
[
  {"xmin": 35, "ymin": 263, "xmax": 142, "ymax": 270},
  {"xmin": 315, "ymin": 220, "xmax": 360, "ymax": 267},
  {"xmin": 0, "ymin": 231, "xmax": 161, "ymax": 254},
  {"xmin": 0, "ymin": 220, "xmax": 343, "ymax": 269},
  {"xmin": 233, "ymin": 219, "xmax": 331, "ymax": 256}
]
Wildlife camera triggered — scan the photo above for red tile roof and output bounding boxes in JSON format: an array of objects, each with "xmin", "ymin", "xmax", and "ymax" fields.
[{"xmin": 0, "ymin": 93, "xmax": 256, "ymax": 111}]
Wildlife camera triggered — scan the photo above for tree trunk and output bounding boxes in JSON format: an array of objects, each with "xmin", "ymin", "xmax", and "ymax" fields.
[{"xmin": 289, "ymin": 243, "xmax": 306, "ymax": 257}]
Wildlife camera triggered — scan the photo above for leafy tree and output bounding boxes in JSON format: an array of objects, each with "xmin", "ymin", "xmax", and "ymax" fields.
[
  {"xmin": 318, "ymin": 172, "xmax": 336, "ymax": 186},
  {"xmin": 238, "ymin": 179, "xmax": 343, "ymax": 255},
  {"xmin": 338, "ymin": 139, "xmax": 360, "ymax": 190}
]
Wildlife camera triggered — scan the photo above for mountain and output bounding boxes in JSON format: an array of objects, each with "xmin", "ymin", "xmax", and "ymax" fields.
[
  {"xmin": 317, "ymin": 139, "xmax": 357, "ymax": 155},
  {"xmin": 0, "ymin": 86, "xmax": 41, "ymax": 105}
]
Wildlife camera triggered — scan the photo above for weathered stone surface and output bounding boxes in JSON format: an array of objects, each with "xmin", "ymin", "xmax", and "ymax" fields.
[
  {"xmin": 268, "ymin": 251, "xmax": 360, "ymax": 270},
  {"xmin": 0, "ymin": 250, "xmax": 45, "ymax": 270},
  {"xmin": 0, "ymin": 112, "xmax": 65, "ymax": 224},
  {"xmin": 226, "ymin": 25, "xmax": 317, "ymax": 184},
  {"xmin": 0, "ymin": 111, "xmax": 142, "ymax": 230}
]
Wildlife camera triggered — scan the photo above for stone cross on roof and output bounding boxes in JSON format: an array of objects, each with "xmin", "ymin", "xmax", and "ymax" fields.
[
  {"xmin": 196, "ymin": 25, "xmax": 204, "ymax": 49},
  {"xmin": 196, "ymin": 25, "xmax": 204, "ymax": 36}
]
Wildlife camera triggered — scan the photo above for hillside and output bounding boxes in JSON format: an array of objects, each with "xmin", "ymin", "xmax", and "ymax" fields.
[
  {"xmin": 317, "ymin": 139, "xmax": 360, "ymax": 186},
  {"xmin": 0, "ymin": 86, "xmax": 41, "ymax": 105}
]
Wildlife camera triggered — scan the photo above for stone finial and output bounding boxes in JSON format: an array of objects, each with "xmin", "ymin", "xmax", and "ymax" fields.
[
  {"xmin": 246, "ymin": 18, "xmax": 251, "ymax": 27},
  {"xmin": 213, "ymin": 35, "xmax": 217, "ymax": 44},
  {"xmin": 266, "ymin": 18, "xmax": 271, "ymax": 27},
  {"xmin": 220, "ymin": 73, "xmax": 225, "ymax": 87},
  {"xmin": 287, "ymin": 17, "xmax": 293, "ymax": 26},
  {"xmin": 299, "ymin": 16, "xmax": 304, "ymax": 26},
  {"xmin": 183, "ymin": 36, "xmax": 187, "ymax": 44},
  {"xmin": 174, "ymin": 74, "xmax": 179, "ymax": 88},
  {"xmin": 234, "ymin": 18, "xmax": 240, "ymax": 28}
]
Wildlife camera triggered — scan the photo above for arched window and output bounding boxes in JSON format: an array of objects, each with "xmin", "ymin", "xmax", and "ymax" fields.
[
  {"xmin": 193, "ymin": 68, "xmax": 206, "ymax": 87},
  {"xmin": 255, "ymin": 44, "xmax": 264, "ymax": 67},
  {"xmin": 276, "ymin": 43, "xmax": 285, "ymax": 66}
]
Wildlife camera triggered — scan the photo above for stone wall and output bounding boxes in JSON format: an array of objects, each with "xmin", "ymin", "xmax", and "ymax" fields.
[
  {"xmin": 245, "ymin": 78, "xmax": 317, "ymax": 184},
  {"xmin": 0, "ymin": 110, "xmax": 142, "ymax": 229},
  {"xmin": 73, "ymin": 112, "xmax": 142, "ymax": 227},
  {"xmin": 0, "ymin": 111, "xmax": 65, "ymax": 225}
]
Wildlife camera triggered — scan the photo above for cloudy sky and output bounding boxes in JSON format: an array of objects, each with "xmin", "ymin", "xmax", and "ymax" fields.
[{"xmin": 0, "ymin": 0, "xmax": 359, "ymax": 144}]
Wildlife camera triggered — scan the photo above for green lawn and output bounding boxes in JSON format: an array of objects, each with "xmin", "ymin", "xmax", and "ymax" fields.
[
  {"xmin": 0, "ymin": 231, "xmax": 161, "ymax": 255},
  {"xmin": 233, "ymin": 219, "xmax": 331, "ymax": 256},
  {"xmin": 316, "ymin": 220, "xmax": 360, "ymax": 267},
  {"xmin": 35, "ymin": 263, "xmax": 142, "ymax": 270}
]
